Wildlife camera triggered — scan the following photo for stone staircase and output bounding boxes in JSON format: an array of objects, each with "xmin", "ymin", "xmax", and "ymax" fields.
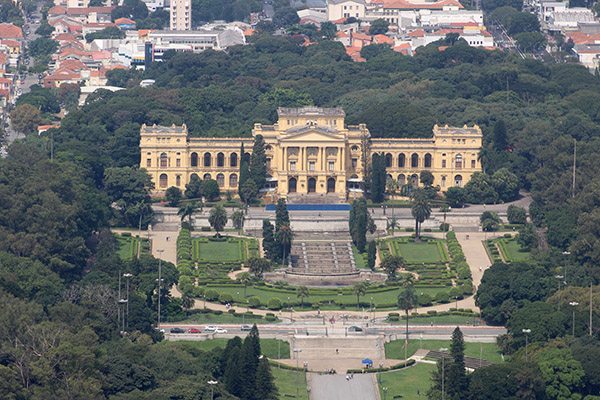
[
  {"xmin": 287, "ymin": 193, "xmax": 344, "ymax": 204},
  {"xmin": 290, "ymin": 241, "xmax": 356, "ymax": 275}
]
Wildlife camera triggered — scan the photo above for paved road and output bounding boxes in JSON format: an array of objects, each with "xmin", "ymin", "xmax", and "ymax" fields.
[{"xmin": 311, "ymin": 374, "xmax": 377, "ymax": 400}]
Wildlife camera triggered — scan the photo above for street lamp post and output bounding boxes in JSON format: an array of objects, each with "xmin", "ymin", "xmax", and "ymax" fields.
[
  {"xmin": 562, "ymin": 251, "xmax": 570, "ymax": 284},
  {"xmin": 288, "ymin": 297, "xmax": 293, "ymax": 322},
  {"xmin": 293, "ymin": 348, "xmax": 302, "ymax": 400},
  {"xmin": 157, "ymin": 249, "xmax": 164, "ymax": 329},
  {"xmin": 555, "ymin": 275, "xmax": 564, "ymax": 311},
  {"xmin": 118, "ymin": 298, "xmax": 128, "ymax": 334},
  {"xmin": 207, "ymin": 380, "xmax": 218, "ymax": 400},
  {"xmin": 383, "ymin": 387, "xmax": 388, "ymax": 400},
  {"xmin": 570, "ymin": 302, "xmax": 579, "ymax": 337},
  {"xmin": 440, "ymin": 348, "xmax": 448, "ymax": 400},
  {"xmin": 522, "ymin": 329, "xmax": 531, "ymax": 362},
  {"xmin": 123, "ymin": 273, "xmax": 132, "ymax": 329},
  {"xmin": 303, "ymin": 362, "xmax": 308, "ymax": 384},
  {"xmin": 370, "ymin": 297, "xmax": 373, "ymax": 323}
]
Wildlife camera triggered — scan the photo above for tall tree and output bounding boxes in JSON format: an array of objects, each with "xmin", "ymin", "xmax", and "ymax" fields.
[
  {"xmin": 275, "ymin": 225, "xmax": 294, "ymax": 267},
  {"xmin": 397, "ymin": 286, "xmax": 418, "ymax": 343},
  {"xmin": 255, "ymin": 356, "xmax": 279, "ymax": 400},
  {"xmin": 380, "ymin": 255, "xmax": 405, "ymax": 278},
  {"xmin": 411, "ymin": 193, "xmax": 431, "ymax": 240},
  {"xmin": 185, "ymin": 174, "xmax": 202, "ymax": 198},
  {"xmin": 238, "ymin": 272, "xmax": 251, "ymax": 298},
  {"xmin": 208, "ymin": 204, "xmax": 228, "ymax": 235},
  {"xmin": 239, "ymin": 143, "xmax": 250, "ymax": 196},
  {"xmin": 165, "ymin": 186, "xmax": 182, "ymax": 207},
  {"xmin": 297, "ymin": 286, "xmax": 309, "ymax": 309},
  {"xmin": 371, "ymin": 153, "xmax": 386, "ymax": 203},
  {"xmin": 177, "ymin": 201, "xmax": 200, "ymax": 228},
  {"xmin": 262, "ymin": 219, "xmax": 277, "ymax": 261},
  {"xmin": 275, "ymin": 198, "xmax": 290, "ymax": 231},
  {"xmin": 10, "ymin": 104, "xmax": 43, "ymax": 136},
  {"xmin": 446, "ymin": 327, "xmax": 469, "ymax": 400},
  {"xmin": 250, "ymin": 134, "xmax": 267, "ymax": 192},
  {"xmin": 232, "ymin": 209, "xmax": 245, "ymax": 233},
  {"xmin": 367, "ymin": 240, "xmax": 377, "ymax": 270},
  {"xmin": 493, "ymin": 119, "xmax": 509, "ymax": 152},
  {"xmin": 353, "ymin": 282, "xmax": 367, "ymax": 310}
]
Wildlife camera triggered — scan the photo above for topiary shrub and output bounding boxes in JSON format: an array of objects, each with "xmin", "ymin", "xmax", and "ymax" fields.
[
  {"xmin": 219, "ymin": 293, "xmax": 234, "ymax": 304},
  {"xmin": 248, "ymin": 296, "xmax": 261, "ymax": 308},
  {"xmin": 267, "ymin": 297, "xmax": 283, "ymax": 310},
  {"xmin": 205, "ymin": 289, "xmax": 219, "ymax": 301}
]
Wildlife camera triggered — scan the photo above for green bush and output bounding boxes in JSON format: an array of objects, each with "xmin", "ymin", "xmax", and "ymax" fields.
[
  {"xmin": 265, "ymin": 315, "xmax": 277, "ymax": 321},
  {"xmin": 219, "ymin": 293, "xmax": 234, "ymax": 304},
  {"xmin": 193, "ymin": 286, "xmax": 205, "ymax": 297},
  {"xmin": 201, "ymin": 226, "xmax": 211, "ymax": 231},
  {"xmin": 248, "ymin": 296, "xmax": 261, "ymax": 308},
  {"xmin": 205, "ymin": 289, "xmax": 219, "ymax": 301},
  {"xmin": 405, "ymin": 227, "xmax": 414, "ymax": 232},
  {"xmin": 267, "ymin": 297, "xmax": 283, "ymax": 310},
  {"xmin": 436, "ymin": 291, "xmax": 450, "ymax": 303},
  {"xmin": 121, "ymin": 232, "xmax": 131, "ymax": 237}
]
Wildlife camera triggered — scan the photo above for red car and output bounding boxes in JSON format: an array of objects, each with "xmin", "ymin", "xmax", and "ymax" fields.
[{"xmin": 188, "ymin": 328, "xmax": 202, "ymax": 333}]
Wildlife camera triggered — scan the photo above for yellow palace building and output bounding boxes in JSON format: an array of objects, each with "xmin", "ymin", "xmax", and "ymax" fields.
[{"xmin": 140, "ymin": 106, "xmax": 483, "ymax": 199}]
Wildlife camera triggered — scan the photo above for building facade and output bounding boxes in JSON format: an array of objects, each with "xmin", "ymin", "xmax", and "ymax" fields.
[
  {"xmin": 140, "ymin": 107, "xmax": 482, "ymax": 199},
  {"xmin": 170, "ymin": 0, "xmax": 191, "ymax": 30}
]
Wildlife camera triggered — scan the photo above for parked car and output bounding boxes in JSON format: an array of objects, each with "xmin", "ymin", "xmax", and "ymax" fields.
[
  {"xmin": 348, "ymin": 326, "xmax": 363, "ymax": 332},
  {"xmin": 241, "ymin": 325, "xmax": 252, "ymax": 331},
  {"xmin": 215, "ymin": 328, "xmax": 228, "ymax": 333},
  {"xmin": 204, "ymin": 325, "xmax": 217, "ymax": 332},
  {"xmin": 170, "ymin": 328, "xmax": 186, "ymax": 334},
  {"xmin": 188, "ymin": 328, "xmax": 202, "ymax": 333}
]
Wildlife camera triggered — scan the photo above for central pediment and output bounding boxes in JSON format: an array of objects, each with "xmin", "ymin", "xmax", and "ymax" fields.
[{"xmin": 280, "ymin": 127, "xmax": 345, "ymax": 142}]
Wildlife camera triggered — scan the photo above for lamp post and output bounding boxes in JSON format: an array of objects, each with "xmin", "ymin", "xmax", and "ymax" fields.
[
  {"xmin": 118, "ymin": 298, "xmax": 128, "ymax": 334},
  {"xmin": 370, "ymin": 297, "xmax": 373, "ymax": 323},
  {"xmin": 293, "ymin": 348, "xmax": 302, "ymax": 400},
  {"xmin": 207, "ymin": 380, "xmax": 218, "ymax": 400},
  {"xmin": 522, "ymin": 329, "xmax": 531, "ymax": 362},
  {"xmin": 156, "ymin": 249, "xmax": 164, "ymax": 329},
  {"xmin": 555, "ymin": 275, "xmax": 564, "ymax": 311},
  {"xmin": 303, "ymin": 362, "xmax": 308, "ymax": 384},
  {"xmin": 383, "ymin": 387, "xmax": 388, "ymax": 400},
  {"xmin": 440, "ymin": 348, "xmax": 448, "ymax": 400},
  {"xmin": 570, "ymin": 302, "xmax": 579, "ymax": 337},
  {"xmin": 562, "ymin": 251, "xmax": 570, "ymax": 284},
  {"xmin": 123, "ymin": 273, "xmax": 132, "ymax": 329},
  {"xmin": 288, "ymin": 296, "xmax": 293, "ymax": 322}
]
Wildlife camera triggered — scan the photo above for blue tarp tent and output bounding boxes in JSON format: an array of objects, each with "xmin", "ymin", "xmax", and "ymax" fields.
[{"xmin": 362, "ymin": 358, "xmax": 373, "ymax": 367}]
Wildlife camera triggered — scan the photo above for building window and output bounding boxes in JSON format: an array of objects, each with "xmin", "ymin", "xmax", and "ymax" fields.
[
  {"xmin": 176, "ymin": 158, "xmax": 181, "ymax": 167},
  {"xmin": 454, "ymin": 174, "xmax": 463, "ymax": 187},
  {"xmin": 442, "ymin": 160, "xmax": 446, "ymax": 168},
  {"xmin": 217, "ymin": 152, "xmax": 224, "ymax": 167},
  {"xmin": 230, "ymin": 173, "xmax": 238, "ymax": 187},
  {"xmin": 352, "ymin": 158, "xmax": 357, "ymax": 170},
  {"xmin": 217, "ymin": 173, "xmax": 225, "ymax": 187},
  {"xmin": 471, "ymin": 159, "xmax": 476, "ymax": 168},
  {"xmin": 424, "ymin": 153, "xmax": 432, "ymax": 168},
  {"xmin": 191, "ymin": 152, "xmax": 198, "ymax": 167},
  {"xmin": 411, "ymin": 153, "xmax": 419, "ymax": 168},
  {"xmin": 441, "ymin": 176, "xmax": 446, "ymax": 187},
  {"xmin": 290, "ymin": 161, "xmax": 296, "ymax": 171},
  {"xmin": 455, "ymin": 154, "xmax": 463, "ymax": 169},
  {"xmin": 329, "ymin": 161, "xmax": 335, "ymax": 171},
  {"xmin": 266, "ymin": 158, "xmax": 271, "ymax": 168},
  {"xmin": 159, "ymin": 174, "xmax": 168, "ymax": 188},
  {"xmin": 146, "ymin": 159, "xmax": 151, "ymax": 167},
  {"xmin": 160, "ymin": 153, "xmax": 167, "ymax": 168},
  {"xmin": 398, "ymin": 153, "xmax": 405, "ymax": 168},
  {"xmin": 309, "ymin": 161, "xmax": 315, "ymax": 171},
  {"xmin": 385, "ymin": 153, "xmax": 392, "ymax": 168},
  {"xmin": 230, "ymin": 153, "xmax": 238, "ymax": 167},
  {"xmin": 204, "ymin": 152, "xmax": 211, "ymax": 167},
  {"xmin": 176, "ymin": 175, "xmax": 181, "ymax": 186},
  {"xmin": 203, "ymin": 173, "xmax": 211, "ymax": 180}
]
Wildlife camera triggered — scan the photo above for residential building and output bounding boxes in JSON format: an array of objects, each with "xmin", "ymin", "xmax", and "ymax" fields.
[
  {"xmin": 140, "ymin": 106, "xmax": 482, "ymax": 197},
  {"xmin": 170, "ymin": 0, "xmax": 192, "ymax": 30},
  {"xmin": 327, "ymin": 0, "xmax": 367, "ymax": 20}
]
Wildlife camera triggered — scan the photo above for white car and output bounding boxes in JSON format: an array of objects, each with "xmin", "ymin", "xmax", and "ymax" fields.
[
  {"xmin": 215, "ymin": 328, "xmax": 228, "ymax": 333},
  {"xmin": 204, "ymin": 325, "xmax": 217, "ymax": 332}
]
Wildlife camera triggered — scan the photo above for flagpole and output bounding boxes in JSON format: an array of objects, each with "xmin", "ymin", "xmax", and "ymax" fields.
[{"xmin": 480, "ymin": 344, "xmax": 483, "ymax": 368}]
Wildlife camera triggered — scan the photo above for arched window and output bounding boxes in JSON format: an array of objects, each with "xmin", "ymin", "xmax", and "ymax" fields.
[
  {"xmin": 243, "ymin": 152, "xmax": 251, "ymax": 163},
  {"xmin": 441, "ymin": 176, "xmax": 446, "ymax": 187},
  {"xmin": 424, "ymin": 153, "xmax": 432, "ymax": 168},
  {"xmin": 190, "ymin": 173, "xmax": 199, "ymax": 182},
  {"xmin": 159, "ymin": 174, "xmax": 168, "ymax": 188},
  {"xmin": 229, "ymin": 174, "xmax": 238, "ymax": 187},
  {"xmin": 160, "ymin": 153, "xmax": 167, "ymax": 168},
  {"xmin": 191, "ymin": 152, "xmax": 198, "ymax": 167},
  {"xmin": 386, "ymin": 174, "xmax": 393, "ymax": 183},
  {"xmin": 411, "ymin": 153, "xmax": 419, "ymax": 168},
  {"xmin": 204, "ymin": 153, "xmax": 211, "ymax": 167},
  {"xmin": 455, "ymin": 154, "xmax": 463, "ymax": 169},
  {"xmin": 230, "ymin": 153, "xmax": 238, "ymax": 167},
  {"xmin": 176, "ymin": 175, "xmax": 181, "ymax": 186},
  {"xmin": 398, "ymin": 174, "xmax": 405, "ymax": 186},
  {"xmin": 454, "ymin": 174, "xmax": 463, "ymax": 187},
  {"xmin": 411, "ymin": 174, "xmax": 419, "ymax": 187},
  {"xmin": 203, "ymin": 173, "xmax": 211, "ymax": 180},
  {"xmin": 217, "ymin": 152, "xmax": 224, "ymax": 167},
  {"xmin": 217, "ymin": 173, "xmax": 225, "ymax": 187},
  {"xmin": 385, "ymin": 153, "xmax": 392, "ymax": 168},
  {"xmin": 398, "ymin": 154, "xmax": 405, "ymax": 168}
]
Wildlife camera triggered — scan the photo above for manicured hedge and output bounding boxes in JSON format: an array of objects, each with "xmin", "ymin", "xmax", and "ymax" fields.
[{"xmin": 346, "ymin": 359, "xmax": 415, "ymax": 373}]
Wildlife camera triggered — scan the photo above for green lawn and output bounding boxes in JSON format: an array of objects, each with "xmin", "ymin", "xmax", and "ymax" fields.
[
  {"xmin": 388, "ymin": 315, "xmax": 482, "ymax": 326},
  {"xmin": 503, "ymin": 239, "xmax": 530, "ymax": 261},
  {"xmin": 378, "ymin": 363, "xmax": 436, "ymax": 400},
  {"xmin": 116, "ymin": 235, "xmax": 149, "ymax": 260},
  {"xmin": 272, "ymin": 366, "xmax": 309, "ymax": 400},
  {"xmin": 195, "ymin": 240, "xmax": 242, "ymax": 262},
  {"xmin": 398, "ymin": 242, "xmax": 443, "ymax": 263},
  {"xmin": 180, "ymin": 338, "xmax": 290, "ymax": 359},
  {"xmin": 172, "ymin": 312, "xmax": 280, "ymax": 325},
  {"xmin": 352, "ymin": 245, "xmax": 369, "ymax": 269},
  {"xmin": 212, "ymin": 286, "xmax": 448, "ymax": 310},
  {"xmin": 385, "ymin": 339, "xmax": 503, "ymax": 364}
]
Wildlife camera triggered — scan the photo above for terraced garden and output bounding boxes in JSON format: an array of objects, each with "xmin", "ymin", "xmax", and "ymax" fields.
[
  {"xmin": 116, "ymin": 233, "xmax": 150, "ymax": 260},
  {"xmin": 486, "ymin": 235, "xmax": 530, "ymax": 263}
]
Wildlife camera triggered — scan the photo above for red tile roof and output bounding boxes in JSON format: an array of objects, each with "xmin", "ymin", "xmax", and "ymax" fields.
[
  {"xmin": 0, "ymin": 76, "xmax": 11, "ymax": 83},
  {"xmin": 54, "ymin": 33, "xmax": 79, "ymax": 41},
  {"xmin": 0, "ymin": 24, "xmax": 23, "ymax": 39},
  {"xmin": 48, "ymin": 5, "xmax": 67, "ymax": 14},
  {"xmin": 57, "ymin": 59, "xmax": 87, "ymax": 71},
  {"xmin": 373, "ymin": 34, "xmax": 394, "ymax": 44},
  {"xmin": 352, "ymin": 32, "xmax": 372, "ymax": 41},
  {"xmin": 451, "ymin": 22, "xmax": 480, "ymax": 27},
  {"xmin": 336, "ymin": 30, "xmax": 349, "ymax": 38},
  {"xmin": 1, "ymin": 39, "xmax": 20, "ymax": 46},
  {"xmin": 115, "ymin": 17, "xmax": 136, "ymax": 25},
  {"xmin": 408, "ymin": 29, "xmax": 426, "ymax": 37},
  {"xmin": 65, "ymin": 6, "xmax": 115, "ymax": 15},
  {"xmin": 332, "ymin": 17, "xmax": 348, "ymax": 24}
]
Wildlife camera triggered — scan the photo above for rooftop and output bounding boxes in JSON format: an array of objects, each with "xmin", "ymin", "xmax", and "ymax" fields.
[{"xmin": 278, "ymin": 106, "xmax": 346, "ymax": 117}]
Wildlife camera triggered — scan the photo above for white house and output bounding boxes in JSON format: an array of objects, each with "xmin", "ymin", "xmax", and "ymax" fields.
[{"xmin": 327, "ymin": 0, "xmax": 366, "ymax": 21}]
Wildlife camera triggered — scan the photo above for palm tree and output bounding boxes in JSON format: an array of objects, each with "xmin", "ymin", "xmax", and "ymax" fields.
[
  {"xmin": 353, "ymin": 282, "xmax": 368, "ymax": 310},
  {"xmin": 231, "ymin": 209, "xmax": 245, "ymax": 234},
  {"xmin": 178, "ymin": 201, "xmax": 201, "ymax": 228},
  {"xmin": 238, "ymin": 272, "xmax": 251, "ymax": 298},
  {"xmin": 297, "ymin": 286, "xmax": 310, "ymax": 309},
  {"xmin": 209, "ymin": 204, "xmax": 228, "ymax": 236},
  {"xmin": 181, "ymin": 293, "xmax": 195, "ymax": 310},
  {"xmin": 276, "ymin": 225, "xmax": 294, "ymax": 267},
  {"xmin": 441, "ymin": 205, "xmax": 450, "ymax": 232},
  {"xmin": 397, "ymin": 286, "xmax": 418, "ymax": 343},
  {"xmin": 411, "ymin": 194, "xmax": 431, "ymax": 241},
  {"xmin": 388, "ymin": 217, "xmax": 398, "ymax": 236}
]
